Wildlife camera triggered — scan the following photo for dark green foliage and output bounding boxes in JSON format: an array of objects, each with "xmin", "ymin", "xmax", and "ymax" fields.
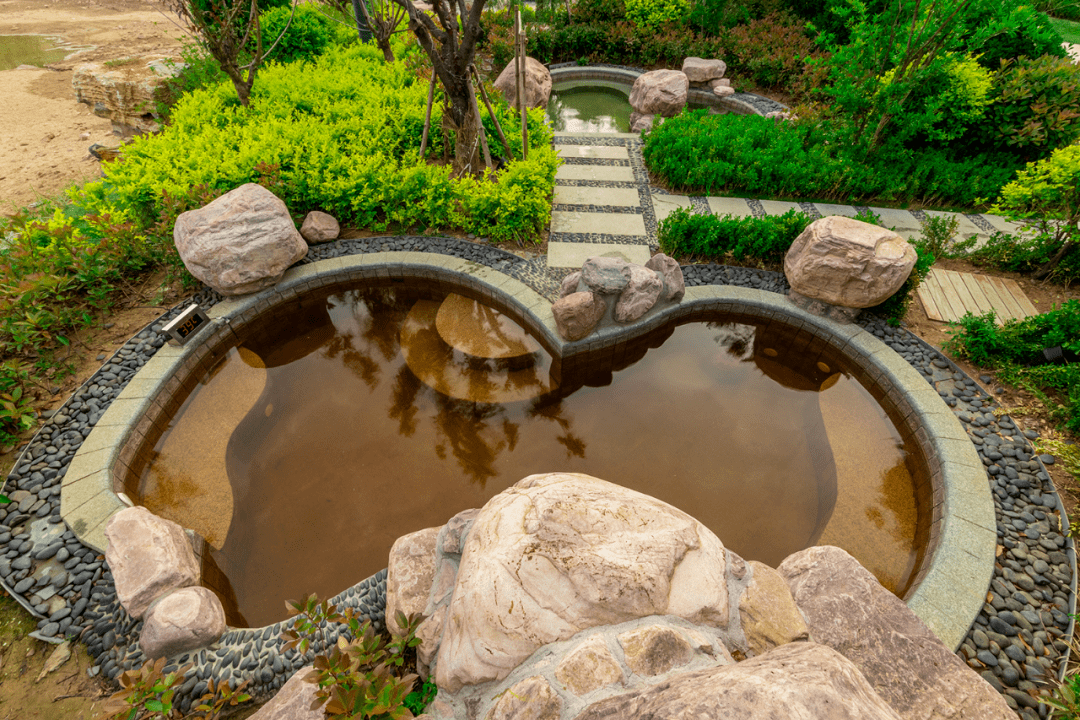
[
  {"xmin": 643, "ymin": 111, "xmax": 1021, "ymax": 207},
  {"xmin": 945, "ymin": 301, "xmax": 1080, "ymax": 432},
  {"xmin": 1035, "ymin": 0, "xmax": 1080, "ymax": 22},
  {"xmin": 967, "ymin": 231, "xmax": 1080, "ymax": 286},
  {"xmin": 980, "ymin": 55, "xmax": 1080, "ymax": 158},
  {"xmin": 964, "ymin": 4, "xmax": 1064, "ymax": 69},
  {"xmin": 866, "ymin": 238, "xmax": 935, "ymax": 325},
  {"xmin": 657, "ymin": 206, "xmax": 812, "ymax": 264},
  {"xmin": 256, "ymin": 4, "xmax": 336, "ymax": 65}
]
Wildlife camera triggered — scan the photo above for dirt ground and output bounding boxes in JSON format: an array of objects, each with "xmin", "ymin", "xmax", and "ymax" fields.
[{"xmin": 0, "ymin": 0, "xmax": 185, "ymax": 213}]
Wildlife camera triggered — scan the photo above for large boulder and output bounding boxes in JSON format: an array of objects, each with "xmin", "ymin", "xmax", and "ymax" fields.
[
  {"xmin": 646, "ymin": 253, "xmax": 685, "ymax": 302},
  {"xmin": 552, "ymin": 291, "xmax": 606, "ymax": 341},
  {"xmin": 104, "ymin": 506, "xmax": 200, "ymax": 619},
  {"xmin": 613, "ymin": 265, "xmax": 663, "ymax": 322},
  {"xmin": 429, "ymin": 473, "xmax": 730, "ymax": 692},
  {"xmin": 574, "ymin": 642, "xmax": 903, "ymax": 720},
  {"xmin": 72, "ymin": 53, "xmax": 182, "ymax": 136},
  {"xmin": 384, "ymin": 527, "xmax": 440, "ymax": 636},
  {"xmin": 494, "ymin": 56, "xmax": 553, "ymax": 110},
  {"xmin": 738, "ymin": 560, "xmax": 810, "ymax": 657},
  {"xmin": 784, "ymin": 216, "xmax": 916, "ymax": 309},
  {"xmin": 174, "ymin": 183, "xmax": 308, "ymax": 296},
  {"xmin": 139, "ymin": 587, "xmax": 226, "ymax": 660},
  {"xmin": 682, "ymin": 57, "xmax": 727, "ymax": 83},
  {"xmin": 779, "ymin": 546, "xmax": 1015, "ymax": 720},
  {"xmin": 247, "ymin": 666, "xmax": 322, "ymax": 720},
  {"xmin": 629, "ymin": 70, "xmax": 688, "ymax": 117}
]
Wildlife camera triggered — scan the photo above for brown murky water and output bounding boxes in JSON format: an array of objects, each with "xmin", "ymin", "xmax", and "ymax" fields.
[{"xmin": 137, "ymin": 286, "xmax": 923, "ymax": 627}]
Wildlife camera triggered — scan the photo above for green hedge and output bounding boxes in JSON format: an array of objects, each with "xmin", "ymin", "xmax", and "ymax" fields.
[
  {"xmin": 643, "ymin": 111, "xmax": 1023, "ymax": 207},
  {"xmin": 97, "ymin": 43, "xmax": 558, "ymax": 243},
  {"xmin": 658, "ymin": 207, "xmax": 934, "ymax": 324}
]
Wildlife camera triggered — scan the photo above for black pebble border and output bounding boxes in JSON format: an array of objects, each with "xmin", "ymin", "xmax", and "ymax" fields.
[
  {"xmin": 967, "ymin": 213, "xmax": 998, "ymax": 235},
  {"xmin": 0, "ymin": 241, "xmax": 1073, "ymax": 718}
]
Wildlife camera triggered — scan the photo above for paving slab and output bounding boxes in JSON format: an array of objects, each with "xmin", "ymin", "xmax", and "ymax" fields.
[
  {"xmin": 551, "ymin": 210, "xmax": 646, "ymax": 236},
  {"xmin": 759, "ymin": 199, "xmax": 801, "ymax": 216},
  {"xmin": 555, "ymin": 186, "xmax": 640, "ymax": 207},
  {"xmin": 556, "ymin": 164, "xmax": 635, "ymax": 182},
  {"xmin": 548, "ymin": 242, "xmax": 652, "ymax": 268},
  {"xmin": 871, "ymin": 207, "xmax": 923, "ymax": 233},
  {"xmin": 651, "ymin": 194, "xmax": 694, "ymax": 223},
  {"xmin": 814, "ymin": 202, "xmax": 859, "ymax": 218},
  {"xmin": 706, "ymin": 196, "xmax": 754, "ymax": 218},
  {"xmin": 924, "ymin": 209, "xmax": 986, "ymax": 241},
  {"xmin": 980, "ymin": 213, "xmax": 1025, "ymax": 236},
  {"xmin": 556, "ymin": 145, "xmax": 630, "ymax": 160}
]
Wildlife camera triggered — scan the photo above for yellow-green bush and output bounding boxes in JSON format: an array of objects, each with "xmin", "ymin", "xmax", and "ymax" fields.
[
  {"xmin": 624, "ymin": 0, "xmax": 690, "ymax": 29},
  {"xmin": 98, "ymin": 43, "xmax": 556, "ymax": 242}
]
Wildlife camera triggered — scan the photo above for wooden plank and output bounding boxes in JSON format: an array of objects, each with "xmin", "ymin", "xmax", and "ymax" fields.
[
  {"xmin": 1002, "ymin": 278, "xmax": 1039, "ymax": 318},
  {"xmin": 942, "ymin": 269, "xmax": 982, "ymax": 320},
  {"xmin": 986, "ymin": 275, "xmax": 1026, "ymax": 321},
  {"xmin": 922, "ymin": 272, "xmax": 957, "ymax": 322},
  {"xmin": 972, "ymin": 274, "xmax": 1015, "ymax": 323},
  {"xmin": 917, "ymin": 282, "xmax": 945, "ymax": 322},
  {"xmin": 927, "ymin": 270, "xmax": 966, "ymax": 322},
  {"xmin": 959, "ymin": 272, "xmax": 996, "ymax": 319}
]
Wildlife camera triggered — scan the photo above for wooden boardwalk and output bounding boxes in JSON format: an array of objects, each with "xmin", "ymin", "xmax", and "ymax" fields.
[{"xmin": 917, "ymin": 269, "xmax": 1038, "ymax": 324}]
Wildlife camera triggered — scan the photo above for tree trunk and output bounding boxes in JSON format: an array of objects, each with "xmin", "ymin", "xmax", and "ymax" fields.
[
  {"xmin": 444, "ymin": 103, "xmax": 482, "ymax": 176},
  {"xmin": 1033, "ymin": 240, "xmax": 1076, "ymax": 280},
  {"xmin": 377, "ymin": 37, "xmax": 395, "ymax": 62}
]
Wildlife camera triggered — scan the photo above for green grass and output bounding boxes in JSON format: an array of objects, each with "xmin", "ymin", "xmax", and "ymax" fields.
[{"xmin": 1050, "ymin": 16, "xmax": 1080, "ymax": 45}]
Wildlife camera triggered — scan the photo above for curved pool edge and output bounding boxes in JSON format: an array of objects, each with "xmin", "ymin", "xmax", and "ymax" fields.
[{"xmin": 59, "ymin": 251, "xmax": 993, "ymax": 651}]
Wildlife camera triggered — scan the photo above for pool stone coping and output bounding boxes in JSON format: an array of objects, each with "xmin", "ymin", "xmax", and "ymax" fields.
[{"xmin": 61, "ymin": 251, "xmax": 992, "ymax": 653}]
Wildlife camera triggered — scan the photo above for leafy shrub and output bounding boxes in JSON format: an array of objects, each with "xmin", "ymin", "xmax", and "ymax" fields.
[
  {"xmin": 945, "ymin": 301, "xmax": 1080, "ymax": 431},
  {"xmin": 257, "ymin": 4, "xmax": 336, "ymax": 66},
  {"xmin": 866, "ymin": 238, "xmax": 935, "ymax": 325},
  {"xmin": 98, "ymin": 44, "xmax": 556, "ymax": 243},
  {"xmin": 982, "ymin": 55, "xmax": 1080, "ymax": 157},
  {"xmin": 624, "ymin": 0, "xmax": 690, "ymax": 29},
  {"xmin": 574, "ymin": 0, "xmax": 627, "ymax": 24},
  {"xmin": 918, "ymin": 213, "xmax": 959, "ymax": 261},
  {"xmin": 963, "ymin": 4, "xmax": 1065, "ymax": 69},
  {"xmin": 657, "ymin": 206, "xmax": 812, "ymax": 264},
  {"xmin": 156, "ymin": 41, "xmax": 230, "ymax": 117},
  {"xmin": 282, "ymin": 594, "xmax": 427, "ymax": 719},
  {"xmin": 720, "ymin": 12, "xmax": 818, "ymax": 89},
  {"xmin": 98, "ymin": 656, "xmax": 251, "ymax": 719},
  {"xmin": 1035, "ymin": 0, "xmax": 1080, "ymax": 21},
  {"xmin": 643, "ymin": 111, "xmax": 1021, "ymax": 206}
]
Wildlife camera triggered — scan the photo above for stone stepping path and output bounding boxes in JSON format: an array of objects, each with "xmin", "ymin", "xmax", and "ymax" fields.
[
  {"xmin": 918, "ymin": 268, "xmax": 1038, "ymax": 325},
  {"xmin": 549, "ymin": 132, "xmax": 1028, "ymax": 275}
]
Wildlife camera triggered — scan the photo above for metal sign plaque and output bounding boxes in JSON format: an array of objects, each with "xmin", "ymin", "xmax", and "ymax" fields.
[{"xmin": 162, "ymin": 304, "xmax": 210, "ymax": 346}]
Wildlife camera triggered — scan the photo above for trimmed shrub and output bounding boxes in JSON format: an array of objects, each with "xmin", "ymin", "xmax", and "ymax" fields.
[
  {"xmin": 624, "ymin": 0, "xmax": 688, "ymax": 29},
  {"xmin": 256, "ymin": 4, "xmax": 337, "ymax": 66},
  {"xmin": 964, "ymin": 4, "xmax": 1065, "ymax": 69},
  {"xmin": 982, "ymin": 55, "xmax": 1080, "ymax": 157}
]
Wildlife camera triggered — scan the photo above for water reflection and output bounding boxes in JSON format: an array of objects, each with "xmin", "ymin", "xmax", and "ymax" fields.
[{"xmin": 138, "ymin": 287, "xmax": 920, "ymax": 626}]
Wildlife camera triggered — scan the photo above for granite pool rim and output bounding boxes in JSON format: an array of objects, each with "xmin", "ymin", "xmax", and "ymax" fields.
[{"xmin": 58, "ymin": 251, "xmax": 989, "ymax": 652}]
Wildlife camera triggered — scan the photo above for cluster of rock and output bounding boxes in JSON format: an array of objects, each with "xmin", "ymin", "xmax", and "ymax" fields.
[
  {"xmin": 784, "ymin": 215, "xmax": 917, "ymax": 323},
  {"xmin": 494, "ymin": 55, "xmax": 553, "ymax": 110},
  {"xmin": 103, "ymin": 507, "xmax": 226, "ymax": 661},
  {"xmin": 259, "ymin": 472, "xmax": 1012, "ymax": 720},
  {"xmin": 173, "ymin": 184, "xmax": 340, "ymax": 296},
  {"xmin": 72, "ymin": 53, "xmax": 183, "ymax": 137},
  {"xmin": 551, "ymin": 253, "xmax": 685, "ymax": 341},
  {"xmin": 629, "ymin": 57, "xmax": 732, "ymax": 132}
]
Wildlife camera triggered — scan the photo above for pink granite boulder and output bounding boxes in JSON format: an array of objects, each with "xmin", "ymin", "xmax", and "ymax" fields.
[{"xmin": 139, "ymin": 587, "xmax": 226, "ymax": 660}]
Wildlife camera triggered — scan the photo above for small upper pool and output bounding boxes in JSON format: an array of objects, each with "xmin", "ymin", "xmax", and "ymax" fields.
[{"xmin": 547, "ymin": 79, "xmax": 633, "ymax": 133}]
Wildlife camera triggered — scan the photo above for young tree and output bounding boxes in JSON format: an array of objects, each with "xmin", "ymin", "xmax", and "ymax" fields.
[
  {"xmin": 393, "ymin": 0, "xmax": 490, "ymax": 174},
  {"xmin": 166, "ymin": 0, "xmax": 296, "ymax": 106}
]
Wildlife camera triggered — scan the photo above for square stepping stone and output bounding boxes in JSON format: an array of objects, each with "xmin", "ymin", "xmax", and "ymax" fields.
[
  {"xmin": 871, "ymin": 207, "xmax": 923, "ymax": 234},
  {"xmin": 555, "ymin": 186, "xmax": 640, "ymax": 207},
  {"xmin": 759, "ymin": 199, "xmax": 801, "ymax": 216},
  {"xmin": 551, "ymin": 211, "xmax": 646, "ymax": 236},
  {"xmin": 814, "ymin": 203, "xmax": 858, "ymax": 218},
  {"xmin": 556, "ymin": 145, "xmax": 630, "ymax": 160},
  {"xmin": 548, "ymin": 242, "xmax": 652, "ymax": 268},
  {"xmin": 651, "ymin": 194, "xmax": 694, "ymax": 223},
  {"xmin": 924, "ymin": 210, "xmax": 985, "ymax": 242},
  {"xmin": 706, "ymin": 197, "xmax": 753, "ymax": 218},
  {"xmin": 556, "ymin": 165, "xmax": 635, "ymax": 182},
  {"xmin": 980, "ymin": 214, "xmax": 1025, "ymax": 237}
]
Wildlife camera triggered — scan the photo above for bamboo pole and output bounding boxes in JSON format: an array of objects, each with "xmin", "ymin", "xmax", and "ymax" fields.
[
  {"xmin": 467, "ymin": 75, "xmax": 493, "ymax": 171},
  {"xmin": 419, "ymin": 72, "xmax": 437, "ymax": 157},
  {"xmin": 515, "ymin": 9, "xmax": 528, "ymax": 160},
  {"xmin": 470, "ymin": 64, "xmax": 513, "ymax": 160}
]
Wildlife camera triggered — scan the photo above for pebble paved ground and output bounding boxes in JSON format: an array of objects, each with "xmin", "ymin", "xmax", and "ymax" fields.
[{"xmin": 548, "ymin": 131, "xmax": 1025, "ymax": 272}]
